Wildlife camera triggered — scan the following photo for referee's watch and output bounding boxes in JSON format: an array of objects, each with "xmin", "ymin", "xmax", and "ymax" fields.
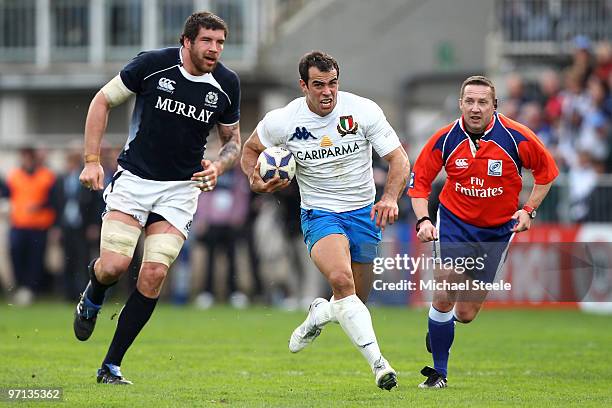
[{"xmin": 522, "ymin": 205, "xmax": 537, "ymax": 219}]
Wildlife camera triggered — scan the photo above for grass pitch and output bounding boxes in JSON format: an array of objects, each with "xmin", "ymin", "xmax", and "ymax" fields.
[{"xmin": 1, "ymin": 302, "xmax": 611, "ymax": 407}]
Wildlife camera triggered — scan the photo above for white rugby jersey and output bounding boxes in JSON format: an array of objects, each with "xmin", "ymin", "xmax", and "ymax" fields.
[{"xmin": 257, "ymin": 91, "xmax": 401, "ymax": 212}]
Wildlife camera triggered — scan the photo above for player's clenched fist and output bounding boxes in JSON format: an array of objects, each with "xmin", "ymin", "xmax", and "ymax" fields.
[
  {"xmin": 79, "ymin": 162, "xmax": 105, "ymax": 190},
  {"xmin": 192, "ymin": 159, "xmax": 220, "ymax": 192}
]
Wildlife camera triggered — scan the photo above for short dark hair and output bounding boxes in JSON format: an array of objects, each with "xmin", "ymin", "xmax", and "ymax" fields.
[
  {"xmin": 299, "ymin": 51, "xmax": 340, "ymax": 84},
  {"xmin": 460, "ymin": 75, "xmax": 496, "ymax": 101},
  {"xmin": 180, "ymin": 11, "xmax": 228, "ymax": 45}
]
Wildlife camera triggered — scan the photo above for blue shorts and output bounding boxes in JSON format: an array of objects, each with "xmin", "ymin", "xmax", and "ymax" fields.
[
  {"xmin": 435, "ymin": 204, "xmax": 515, "ymax": 283},
  {"xmin": 300, "ymin": 204, "xmax": 382, "ymax": 263}
]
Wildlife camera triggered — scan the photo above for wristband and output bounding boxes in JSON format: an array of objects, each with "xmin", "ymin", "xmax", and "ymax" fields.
[
  {"xmin": 415, "ymin": 216, "xmax": 431, "ymax": 232},
  {"xmin": 522, "ymin": 205, "xmax": 537, "ymax": 219},
  {"xmin": 84, "ymin": 154, "xmax": 100, "ymax": 164}
]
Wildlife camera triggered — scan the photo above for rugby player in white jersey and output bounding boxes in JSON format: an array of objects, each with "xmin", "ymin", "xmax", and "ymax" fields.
[
  {"xmin": 241, "ymin": 51, "xmax": 410, "ymax": 390},
  {"xmin": 74, "ymin": 12, "xmax": 241, "ymax": 384}
]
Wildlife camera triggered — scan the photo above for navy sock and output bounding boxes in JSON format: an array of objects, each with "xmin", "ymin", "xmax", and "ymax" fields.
[
  {"xmin": 428, "ymin": 306, "xmax": 455, "ymax": 378},
  {"xmin": 103, "ymin": 289, "xmax": 158, "ymax": 367},
  {"xmin": 84, "ymin": 259, "xmax": 114, "ymax": 306}
]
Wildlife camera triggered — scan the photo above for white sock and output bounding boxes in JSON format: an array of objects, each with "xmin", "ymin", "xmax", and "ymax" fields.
[
  {"xmin": 328, "ymin": 296, "xmax": 339, "ymax": 323},
  {"xmin": 332, "ymin": 294, "xmax": 382, "ymax": 369},
  {"xmin": 311, "ymin": 300, "xmax": 334, "ymax": 327}
]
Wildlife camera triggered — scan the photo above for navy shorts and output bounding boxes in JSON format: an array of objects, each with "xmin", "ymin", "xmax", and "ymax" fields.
[
  {"xmin": 300, "ymin": 204, "xmax": 382, "ymax": 263},
  {"xmin": 434, "ymin": 204, "xmax": 515, "ymax": 283}
]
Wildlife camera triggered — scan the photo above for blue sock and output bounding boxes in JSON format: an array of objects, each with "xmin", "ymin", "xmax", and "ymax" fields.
[{"xmin": 428, "ymin": 306, "xmax": 455, "ymax": 378}]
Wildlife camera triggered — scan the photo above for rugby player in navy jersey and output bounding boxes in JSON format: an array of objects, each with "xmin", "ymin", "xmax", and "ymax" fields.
[{"xmin": 74, "ymin": 12, "xmax": 241, "ymax": 384}]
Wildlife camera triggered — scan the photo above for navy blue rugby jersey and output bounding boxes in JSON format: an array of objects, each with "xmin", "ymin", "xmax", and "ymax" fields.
[{"xmin": 116, "ymin": 47, "xmax": 240, "ymax": 181}]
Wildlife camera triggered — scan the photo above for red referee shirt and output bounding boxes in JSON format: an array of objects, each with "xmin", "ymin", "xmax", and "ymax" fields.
[{"xmin": 408, "ymin": 112, "xmax": 558, "ymax": 227}]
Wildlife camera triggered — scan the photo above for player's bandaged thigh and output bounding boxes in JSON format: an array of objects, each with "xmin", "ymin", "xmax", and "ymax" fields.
[
  {"xmin": 100, "ymin": 219, "xmax": 142, "ymax": 258},
  {"xmin": 142, "ymin": 234, "xmax": 184, "ymax": 267}
]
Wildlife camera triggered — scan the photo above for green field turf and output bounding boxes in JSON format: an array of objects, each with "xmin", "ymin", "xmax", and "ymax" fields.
[{"xmin": 1, "ymin": 302, "xmax": 611, "ymax": 407}]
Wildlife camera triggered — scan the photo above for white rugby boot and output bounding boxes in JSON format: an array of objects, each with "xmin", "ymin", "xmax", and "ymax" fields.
[
  {"xmin": 288, "ymin": 298, "xmax": 328, "ymax": 353},
  {"xmin": 373, "ymin": 356, "xmax": 398, "ymax": 391}
]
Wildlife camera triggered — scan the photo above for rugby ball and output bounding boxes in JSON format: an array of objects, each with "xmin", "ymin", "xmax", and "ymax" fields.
[{"xmin": 257, "ymin": 146, "xmax": 296, "ymax": 182}]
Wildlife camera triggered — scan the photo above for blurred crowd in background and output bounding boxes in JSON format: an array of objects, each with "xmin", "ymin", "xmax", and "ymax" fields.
[
  {"xmin": 498, "ymin": 36, "xmax": 612, "ymax": 221},
  {"xmin": 0, "ymin": 145, "xmax": 330, "ymax": 308},
  {"xmin": 1, "ymin": 33, "xmax": 612, "ymax": 308}
]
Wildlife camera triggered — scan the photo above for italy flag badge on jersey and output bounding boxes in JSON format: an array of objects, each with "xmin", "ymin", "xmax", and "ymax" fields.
[{"xmin": 337, "ymin": 115, "xmax": 358, "ymax": 136}]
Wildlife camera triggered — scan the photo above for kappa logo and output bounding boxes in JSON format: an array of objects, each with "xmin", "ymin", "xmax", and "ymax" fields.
[
  {"xmin": 337, "ymin": 115, "xmax": 359, "ymax": 136},
  {"xmin": 455, "ymin": 158, "xmax": 469, "ymax": 168},
  {"xmin": 289, "ymin": 127, "xmax": 316, "ymax": 141},
  {"xmin": 409, "ymin": 172, "xmax": 415, "ymax": 189},
  {"xmin": 205, "ymin": 91, "xmax": 218, "ymax": 107},
  {"xmin": 487, "ymin": 159, "xmax": 503, "ymax": 176},
  {"xmin": 185, "ymin": 220, "xmax": 192, "ymax": 232},
  {"xmin": 157, "ymin": 77, "xmax": 175, "ymax": 93}
]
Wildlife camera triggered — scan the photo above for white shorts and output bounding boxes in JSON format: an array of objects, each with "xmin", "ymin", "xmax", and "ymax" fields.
[{"xmin": 103, "ymin": 168, "xmax": 201, "ymax": 238}]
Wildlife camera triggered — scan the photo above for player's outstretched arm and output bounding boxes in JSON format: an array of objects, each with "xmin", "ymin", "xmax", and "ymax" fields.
[
  {"xmin": 371, "ymin": 146, "xmax": 410, "ymax": 230},
  {"xmin": 240, "ymin": 129, "xmax": 289, "ymax": 193}
]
